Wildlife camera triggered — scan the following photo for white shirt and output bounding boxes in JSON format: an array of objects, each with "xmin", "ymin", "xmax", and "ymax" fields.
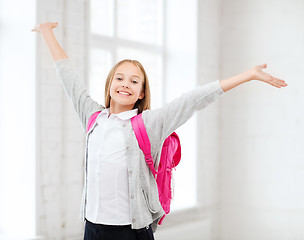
[{"xmin": 85, "ymin": 108, "xmax": 138, "ymax": 225}]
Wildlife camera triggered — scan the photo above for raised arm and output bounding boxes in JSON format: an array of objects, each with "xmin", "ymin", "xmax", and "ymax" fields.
[
  {"xmin": 143, "ymin": 64, "xmax": 287, "ymax": 164},
  {"xmin": 220, "ymin": 63, "xmax": 287, "ymax": 92},
  {"xmin": 31, "ymin": 22, "xmax": 68, "ymax": 62},
  {"xmin": 32, "ymin": 22, "xmax": 104, "ymax": 131}
]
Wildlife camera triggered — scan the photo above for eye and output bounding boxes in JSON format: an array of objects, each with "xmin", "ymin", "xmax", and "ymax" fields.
[
  {"xmin": 116, "ymin": 77, "xmax": 123, "ymax": 81},
  {"xmin": 132, "ymin": 80, "xmax": 138, "ymax": 84}
]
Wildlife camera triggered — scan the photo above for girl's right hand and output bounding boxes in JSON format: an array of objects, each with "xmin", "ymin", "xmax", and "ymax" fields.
[{"xmin": 31, "ymin": 22, "xmax": 58, "ymax": 33}]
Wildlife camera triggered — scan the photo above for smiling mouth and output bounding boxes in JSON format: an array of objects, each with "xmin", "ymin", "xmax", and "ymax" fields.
[{"xmin": 117, "ymin": 91, "xmax": 131, "ymax": 96}]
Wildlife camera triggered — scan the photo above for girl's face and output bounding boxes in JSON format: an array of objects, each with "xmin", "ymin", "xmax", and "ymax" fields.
[{"xmin": 109, "ymin": 62, "xmax": 145, "ymax": 111}]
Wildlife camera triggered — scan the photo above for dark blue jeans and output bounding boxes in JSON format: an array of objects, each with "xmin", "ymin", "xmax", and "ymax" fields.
[{"xmin": 84, "ymin": 219, "xmax": 155, "ymax": 240}]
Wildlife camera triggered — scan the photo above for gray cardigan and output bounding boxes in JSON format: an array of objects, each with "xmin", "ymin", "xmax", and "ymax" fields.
[{"xmin": 53, "ymin": 58, "xmax": 225, "ymax": 232}]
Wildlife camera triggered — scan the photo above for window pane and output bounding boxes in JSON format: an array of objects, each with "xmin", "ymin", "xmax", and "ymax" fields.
[
  {"xmin": 163, "ymin": 0, "xmax": 198, "ymax": 211},
  {"xmin": 117, "ymin": 0, "xmax": 163, "ymax": 45},
  {"xmin": 171, "ymin": 117, "xmax": 197, "ymax": 211},
  {"xmin": 90, "ymin": 0, "xmax": 114, "ymax": 36},
  {"xmin": 117, "ymin": 48, "xmax": 163, "ymax": 109},
  {"xmin": 89, "ymin": 48, "xmax": 113, "ymax": 106}
]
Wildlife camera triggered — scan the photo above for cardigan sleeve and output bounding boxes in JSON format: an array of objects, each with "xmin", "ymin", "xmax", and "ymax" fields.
[
  {"xmin": 53, "ymin": 58, "xmax": 104, "ymax": 132},
  {"xmin": 142, "ymin": 80, "xmax": 224, "ymax": 152}
]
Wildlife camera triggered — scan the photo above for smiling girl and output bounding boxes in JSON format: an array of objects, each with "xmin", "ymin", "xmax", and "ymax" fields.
[
  {"xmin": 106, "ymin": 60, "xmax": 148, "ymax": 115},
  {"xmin": 32, "ymin": 22, "xmax": 287, "ymax": 240}
]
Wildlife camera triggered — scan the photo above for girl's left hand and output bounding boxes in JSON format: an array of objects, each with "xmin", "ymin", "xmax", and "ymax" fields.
[{"xmin": 249, "ymin": 64, "xmax": 287, "ymax": 88}]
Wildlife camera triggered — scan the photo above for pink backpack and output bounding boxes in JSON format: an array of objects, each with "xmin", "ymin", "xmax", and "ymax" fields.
[
  {"xmin": 86, "ymin": 111, "xmax": 181, "ymax": 225},
  {"xmin": 131, "ymin": 113, "xmax": 181, "ymax": 225}
]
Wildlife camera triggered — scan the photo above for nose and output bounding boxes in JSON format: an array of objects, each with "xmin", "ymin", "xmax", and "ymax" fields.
[{"xmin": 122, "ymin": 79, "xmax": 130, "ymax": 88}]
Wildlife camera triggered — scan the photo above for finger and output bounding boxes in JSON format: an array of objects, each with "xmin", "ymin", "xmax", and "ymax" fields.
[
  {"xmin": 270, "ymin": 76, "xmax": 285, "ymax": 83},
  {"xmin": 274, "ymin": 77, "xmax": 288, "ymax": 86},
  {"xmin": 268, "ymin": 80, "xmax": 281, "ymax": 88},
  {"xmin": 261, "ymin": 73, "xmax": 287, "ymax": 88},
  {"xmin": 270, "ymin": 77, "xmax": 287, "ymax": 87},
  {"xmin": 262, "ymin": 63, "xmax": 267, "ymax": 69}
]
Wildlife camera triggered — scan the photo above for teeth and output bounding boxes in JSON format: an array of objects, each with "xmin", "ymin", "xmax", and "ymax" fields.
[{"xmin": 118, "ymin": 91, "xmax": 130, "ymax": 95}]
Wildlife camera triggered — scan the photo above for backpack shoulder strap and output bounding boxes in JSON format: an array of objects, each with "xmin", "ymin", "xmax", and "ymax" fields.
[
  {"xmin": 87, "ymin": 111, "xmax": 101, "ymax": 133},
  {"xmin": 131, "ymin": 113, "xmax": 158, "ymax": 176}
]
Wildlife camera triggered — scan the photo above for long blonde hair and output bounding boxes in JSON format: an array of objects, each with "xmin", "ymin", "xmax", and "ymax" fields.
[{"xmin": 104, "ymin": 59, "xmax": 151, "ymax": 114}]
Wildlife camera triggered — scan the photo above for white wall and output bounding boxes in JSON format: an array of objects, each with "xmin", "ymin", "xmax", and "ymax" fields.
[
  {"xmin": 0, "ymin": 0, "xmax": 36, "ymax": 239},
  {"xmin": 196, "ymin": 0, "xmax": 221, "ymax": 239},
  {"xmin": 219, "ymin": 0, "xmax": 304, "ymax": 239}
]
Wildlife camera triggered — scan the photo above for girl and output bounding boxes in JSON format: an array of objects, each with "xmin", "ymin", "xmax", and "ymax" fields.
[{"xmin": 32, "ymin": 22, "xmax": 287, "ymax": 240}]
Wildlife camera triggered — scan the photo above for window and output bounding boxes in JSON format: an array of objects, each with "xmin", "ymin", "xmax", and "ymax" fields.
[{"xmin": 88, "ymin": 0, "xmax": 197, "ymax": 211}]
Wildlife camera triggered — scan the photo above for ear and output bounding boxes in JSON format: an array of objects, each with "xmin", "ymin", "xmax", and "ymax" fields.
[{"xmin": 139, "ymin": 90, "xmax": 145, "ymax": 100}]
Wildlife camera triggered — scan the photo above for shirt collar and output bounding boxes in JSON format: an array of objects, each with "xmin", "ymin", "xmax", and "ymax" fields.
[{"xmin": 100, "ymin": 108, "xmax": 138, "ymax": 120}]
